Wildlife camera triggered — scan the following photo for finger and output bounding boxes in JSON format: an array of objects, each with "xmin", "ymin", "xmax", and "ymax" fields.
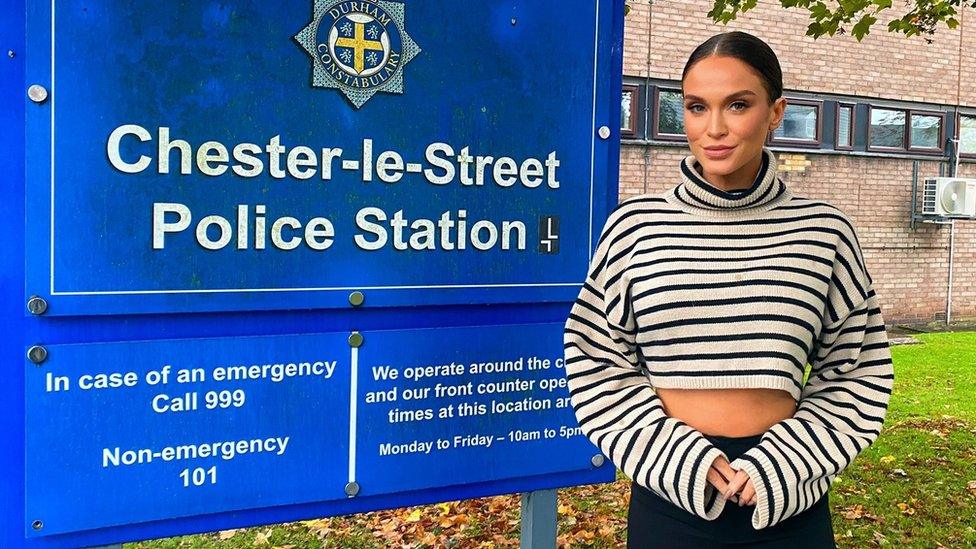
[
  {"xmin": 706, "ymin": 468, "xmax": 729, "ymax": 494},
  {"xmin": 710, "ymin": 464, "xmax": 731, "ymax": 483},
  {"xmin": 706, "ymin": 469, "xmax": 740, "ymax": 502},
  {"xmin": 710, "ymin": 455, "xmax": 733, "ymax": 478},
  {"xmin": 738, "ymin": 481, "xmax": 755, "ymax": 506},
  {"xmin": 713, "ymin": 460, "xmax": 738, "ymax": 483},
  {"xmin": 723, "ymin": 471, "xmax": 749, "ymax": 500}
]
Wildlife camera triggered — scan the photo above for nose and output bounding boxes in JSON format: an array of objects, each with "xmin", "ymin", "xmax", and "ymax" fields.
[{"xmin": 707, "ymin": 111, "xmax": 727, "ymax": 138}]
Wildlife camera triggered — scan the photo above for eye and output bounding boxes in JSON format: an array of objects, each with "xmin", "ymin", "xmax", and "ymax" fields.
[
  {"xmin": 686, "ymin": 104, "xmax": 704, "ymax": 113},
  {"xmin": 730, "ymin": 101, "xmax": 749, "ymax": 111}
]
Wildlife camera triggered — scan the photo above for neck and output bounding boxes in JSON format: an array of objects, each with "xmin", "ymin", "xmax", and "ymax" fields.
[
  {"xmin": 693, "ymin": 151, "xmax": 764, "ymax": 192},
  {"xmin": 667, "ymin": 146, "xmax": 792, "ymax": 215}
]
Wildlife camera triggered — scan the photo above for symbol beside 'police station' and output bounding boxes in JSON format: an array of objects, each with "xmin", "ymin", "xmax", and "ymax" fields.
[{"xmin": 294, "ymin": 0, "xmax": 421, "ymax": 109}]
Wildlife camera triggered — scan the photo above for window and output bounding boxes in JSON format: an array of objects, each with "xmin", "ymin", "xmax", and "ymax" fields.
[
  {"xmin": 909, "ymin": 111, "xmax": 944, "ymax": 151},
  {"xmin": 769, "ymin": 99, "xmax": 822, "ymax": 146},
  {"xmin": 868, "ymin": 107, "xmax": 905, "ymax": 150},
  {"xmin": 868, "ymin": 105, "xmax": 945, "ymax": 153},
  {"xmin": 652, "ymin": 87, "xmax": 685, "ymax": 141},
  {"xmin": 835, "ymin": 103, "xmax": 855, "ymax": 150},
  {"xmin": 956, "ymin": 112, "xmax": 976, "ymax": 157},
  {"xmin": 621, "ymin": 85, "xmax": 639, "ymax": 138}
]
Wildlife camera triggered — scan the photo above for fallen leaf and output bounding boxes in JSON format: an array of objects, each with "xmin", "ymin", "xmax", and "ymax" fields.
[
  {"xmin": 841, "ymin": 504, "xmax": 864, "ymax": 520},
  {"xmin": 896, "ymin": 502, "xmax": 916, "ymax": 515}
]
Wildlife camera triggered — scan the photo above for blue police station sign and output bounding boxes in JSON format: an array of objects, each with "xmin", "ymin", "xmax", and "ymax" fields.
[
  {"xmin": 2, "ymin": 0, "xmax": 625, "ymax": 547},
  {"xmin": 23, "ymin": 0, "xmax": 618, "ymax": 316}
]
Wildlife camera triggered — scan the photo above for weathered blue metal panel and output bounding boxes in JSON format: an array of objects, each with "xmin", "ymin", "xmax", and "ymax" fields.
[
  {"xmin": 25, "ymin": 323, "xmax": 598, "ymax": 537},
  {"xmin": 1, "ymin": 0, "xmax": 624, "ymax": 546},
  {"xmin": 24, "ymin": 0, "xmax": 617, "ymax": 316}
]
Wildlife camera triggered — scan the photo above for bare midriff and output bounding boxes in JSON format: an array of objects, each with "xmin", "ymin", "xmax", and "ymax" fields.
[{"xmin": 655, "ymin": 388, "xmax": 798, "ymax": 437}]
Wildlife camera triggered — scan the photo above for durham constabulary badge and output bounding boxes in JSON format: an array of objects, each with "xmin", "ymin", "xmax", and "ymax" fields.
[{"xmin": 294, "ymin": 0, "xmax": 421, "ymax": 108}]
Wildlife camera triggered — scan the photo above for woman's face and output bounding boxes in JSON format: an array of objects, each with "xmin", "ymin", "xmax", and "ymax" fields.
[{"xmin": 681, "ymin": 55, "xmax": 786, "ymax": 188}]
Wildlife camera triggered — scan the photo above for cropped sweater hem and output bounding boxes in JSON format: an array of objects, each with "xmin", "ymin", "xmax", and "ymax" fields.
[{"xmin": 649, "ymin": 374, "xmax": 801, "ymax": 402}]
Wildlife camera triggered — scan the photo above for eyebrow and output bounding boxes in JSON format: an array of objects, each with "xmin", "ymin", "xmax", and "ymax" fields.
[{"xmin": 682, "ymin": 90, "xmax": 758, "ymax": 102}]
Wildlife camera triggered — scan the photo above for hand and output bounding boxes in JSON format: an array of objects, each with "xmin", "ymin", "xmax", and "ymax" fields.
[
  {"xmin": 723, "ymin": 467, "xmax": 757, "ymax": 506},
  {"xmin": 706, "ymin": 454, "xmax": 740, "ymax": 504}
]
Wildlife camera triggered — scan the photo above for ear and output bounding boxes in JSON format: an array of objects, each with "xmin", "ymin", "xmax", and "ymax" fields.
[
  {"xmin": 772, "ymin": 97, "xmax": 787, "ymax": 127},
  {"xmin": 769, "ymin": 97, "xmax": 787, "ymax": 131}
]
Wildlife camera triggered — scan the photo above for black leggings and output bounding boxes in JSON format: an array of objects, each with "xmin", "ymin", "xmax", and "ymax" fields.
[{"xmin": 626, "ymin": 433, "xmax": 836, "ymax": 548}]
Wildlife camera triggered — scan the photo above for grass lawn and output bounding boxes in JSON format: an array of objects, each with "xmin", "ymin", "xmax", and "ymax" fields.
[{"xmin": 129, "ymin": 331, "xmax": 976, "ymax": 548}]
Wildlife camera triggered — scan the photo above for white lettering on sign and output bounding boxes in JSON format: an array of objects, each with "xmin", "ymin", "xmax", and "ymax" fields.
[
  {"xmin": 152, "ymin": 204, "xmax": 527, "ymax": 252},
  {"xmin": 102, "ymin": 436, "xmax": 290, "ymax": 467},
  {"xmin": 106, "ymin": 125, "xmax": 561, "ymax": 189}
]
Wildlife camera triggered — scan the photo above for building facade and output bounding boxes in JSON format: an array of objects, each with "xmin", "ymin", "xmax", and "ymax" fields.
[{"xmin": 619, "ymin": 0, "xmax": 976, "ymax": 325}]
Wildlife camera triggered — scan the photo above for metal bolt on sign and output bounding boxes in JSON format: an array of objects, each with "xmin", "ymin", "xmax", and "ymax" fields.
[
  {"xmin": 348, "ymin": 331, "xmax": 363, "ymax": 348},
  {"xmin": 31, "ymin": 520, "xmax": 42, "ymax": 531},
  {"xmin": 344, "ymin": 481, "xmax": 360, "ymax": 497},
  {"xmin": 598, "ymin": 125, "xmax": 611, "ymax": 140},
  {"xmin": 27, "ymin": 295, "xmax": 48, "ymax": 315},
  {"xmin": 27, "ymin": 84, "xmax": 48, "ymax": 104},
  {"xmin": 348, "ymin": 291, "xmax": 365, "ymax": 306},
  {"xmin": 27, "ymin": 346, "xmax": 47, "ymax": 365},
  {"xmin": 590, "ymin": 454, "xmax": 605, "ymax": 467}
]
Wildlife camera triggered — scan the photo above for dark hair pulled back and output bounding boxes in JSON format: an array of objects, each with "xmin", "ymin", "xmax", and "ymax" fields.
[{"xmin": 681, "ymin": 31, "xmax": 783, "ymax": 104}]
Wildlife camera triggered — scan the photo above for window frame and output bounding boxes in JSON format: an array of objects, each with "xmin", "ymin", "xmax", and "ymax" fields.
[
  {"xmin": 867, "ymin": 104, "xmax": 946, "ymax": 154},
  {"xmin": 620, "ymin": 84, "xmax": 640, "ymax": 139},
  {"xmin": 767, "ymin": 97, "xmax": 823, "ymax": 147},
  {"xmin": 955, "ymin": 111, "xmax": 976, "ymax": 159},
  {"xmin": 650, "ymin": 86, "xmax": 687, "ymax": 142},
  {"xmin": 834, "ymin": 102, "xmax": 855, "ymax": 151},
  {"xmin": 907, "ymin": 109, "xmax": 946, "ymax": 153}
]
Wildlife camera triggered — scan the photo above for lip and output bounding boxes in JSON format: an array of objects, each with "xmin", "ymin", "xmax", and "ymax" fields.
[{"xmin": 703, "ymin": 145, "xmax": 736, "ymax": 159}]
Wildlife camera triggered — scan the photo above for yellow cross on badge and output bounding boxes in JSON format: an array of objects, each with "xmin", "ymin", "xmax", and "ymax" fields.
[{"xmin": 335, "ymin": 22, "xmax": 383, "ymax": 74}]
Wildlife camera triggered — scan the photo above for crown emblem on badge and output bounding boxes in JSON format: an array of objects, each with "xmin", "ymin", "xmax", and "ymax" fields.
[{"xmin": 294, "ymin": 0, "xmax": 421, "ymax": 108}]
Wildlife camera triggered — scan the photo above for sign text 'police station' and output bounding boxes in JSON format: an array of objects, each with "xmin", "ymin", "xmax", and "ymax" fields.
[{"xmin": 107, "ymin": 124, "xmax": 563, "ymax": 253}]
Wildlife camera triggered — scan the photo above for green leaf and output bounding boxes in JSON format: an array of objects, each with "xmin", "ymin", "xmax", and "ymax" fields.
[
  {"xmin": 852, "ymin": 13, "xmax": 877, "ymax": 39},
  {"xmin": 810, "ymin": 1, "xmax": 829, "ymax": 19}
]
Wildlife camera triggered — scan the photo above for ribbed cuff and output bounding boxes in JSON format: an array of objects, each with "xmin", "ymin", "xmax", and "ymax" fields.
[
  {"xmin": 674, "ymin": 440, "xmax": 728, "ymax": 521},
  {"xmin": 696, "ymin": 445, "xmax": 728, "ymax": 520},
  {"xmin": 730, "ymin": 446, "xmax": 783, "ymax": 530}
]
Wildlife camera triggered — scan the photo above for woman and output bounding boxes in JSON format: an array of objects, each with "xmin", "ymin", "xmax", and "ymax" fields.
[{"xmin": 563, "ymin": 31, "xmax": 894, "ymax": 548}]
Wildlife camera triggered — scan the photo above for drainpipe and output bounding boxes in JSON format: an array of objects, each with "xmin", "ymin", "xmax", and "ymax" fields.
[
  {"xmin": 944, "ymin": 5, "xmax": 965, "ymax": 326},
  {"xmin": 642, "ymin": 0, "xmax": 654, "ymax": 193}
]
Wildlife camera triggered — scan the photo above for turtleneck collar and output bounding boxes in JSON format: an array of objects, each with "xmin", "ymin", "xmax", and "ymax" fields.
[{"xmin": 667, "ymin": 146, "xmax": 791, "ymax": 215}]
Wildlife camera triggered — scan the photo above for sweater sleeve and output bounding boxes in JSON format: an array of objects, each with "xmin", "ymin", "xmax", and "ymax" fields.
[
  {"xmin": 563, "ymin": 206, "xmax": 730, "ymax": 521},
  {"xmin": 729, "ymin": 221, "xmax": 895, "ymax": 530}
]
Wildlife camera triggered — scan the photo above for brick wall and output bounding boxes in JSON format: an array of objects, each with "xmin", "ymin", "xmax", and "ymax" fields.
[{"xmin": 618, "ymin": 1, "xmax": 976, "ymax": 325}]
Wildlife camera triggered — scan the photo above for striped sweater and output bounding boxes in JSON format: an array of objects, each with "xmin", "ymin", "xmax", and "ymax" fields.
[{"xmin": 563, "ymin": 146, "xmax": 894, "ymax": 530}]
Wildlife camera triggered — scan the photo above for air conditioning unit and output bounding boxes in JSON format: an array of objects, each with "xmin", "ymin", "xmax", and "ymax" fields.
[{"xmin": 922, "ymin": 177, "xmax": 976, "ymax": 218}]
